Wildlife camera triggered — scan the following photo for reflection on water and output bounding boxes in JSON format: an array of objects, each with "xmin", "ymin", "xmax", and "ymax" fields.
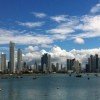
[{"xmin": 0, "ymin": 74, "xmax": 100, "ymax": 100}]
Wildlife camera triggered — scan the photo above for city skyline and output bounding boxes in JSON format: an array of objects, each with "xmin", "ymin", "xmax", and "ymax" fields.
[
  {"xmin": 0, "ymin": 1, "xmax": 100, "ymax": 100},
  {"xmin": 0, "ymin": 0, "xmax": 100, "ymax": 67},
  {"xmin": 0, "ymin": 41, "xmax": 100, "ymax": 74}
]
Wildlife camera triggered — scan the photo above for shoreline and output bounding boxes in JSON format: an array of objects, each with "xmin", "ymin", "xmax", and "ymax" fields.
[{"xmin": 0, "ymin": 73, "xmax": 99, "ymax": 77}]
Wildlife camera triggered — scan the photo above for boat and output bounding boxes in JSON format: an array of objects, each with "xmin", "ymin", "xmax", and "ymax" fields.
[
  {"xmin": 0, "ymin": 89, "xmax": 2, "ymax": 91},
  {"xmin": 76, "ymin": 74, "xmax": 82, "ymax": 77},
  {"xmin": 33, "ymin": 77, "xmax": 37, "ymax": 79},
  {"xmin": 69, "ymin": 74, "xmax": 71, "ymax": 77},
  {"xmin": 57, "ymin": 87, "xmax": 59, "ymax": 89},
  {"xmin": 88, "ymin": 77, "xmax": 90, "ymax": 80},
  {"xmin": 94, "ymin": 74, "xmax": 98, "ymax": 77},
  {"xmin": 16, "ymin": 76, "xmax": 23, "ymax": 78}
]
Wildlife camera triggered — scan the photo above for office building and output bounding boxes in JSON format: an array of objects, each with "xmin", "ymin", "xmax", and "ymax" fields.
[
  {"xmin": 67, "ymin": 59, "xmax": 75, "ymax": 71},
  {"xmin": 17, "ymin": 49, "xmax": 22, "ymax": 73},
  {"xmin": 73, "ymin": 60, "xmax": 81, "ymax": 74},
  {"xmin": 9, "ymin": 41, "xmax": 15, "ymax": 73},
  {"xmin": 86, "ymin": 54, "xmax": 100, "ymax": 73},
  {"xmin": 1, "ymin": 53, "xmax": 6, "ymax": 73},
  {"xmin": 41, "ymin": 53, "xmax": 51, "ymax": 73}
]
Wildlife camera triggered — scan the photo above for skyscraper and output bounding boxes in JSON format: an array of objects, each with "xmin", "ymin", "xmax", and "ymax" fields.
[
  {"xmin": 95, "ymin": 54, "xmax": 99, "ymax": 72},
  {"xmin": 17, "ymin": 49, "xmax": 22, "ymax": 73},
  {"xmin": 90, "ymin": 55, "xmax": 94, "ymax": 72},
  {"xmin": 34, "ymin": 61, "xmax": 38, "ymax": 72},
  {"xmin": 67, "ymin": 59, "xmax": 75, "ymax": 71},
  {"xmin": 9, "ymin": 41, "xmax": 15, "ymax": 73},
  {"xmin": 41, "ymin": 53, "xmax": 51, "ymax": 73},
  {"xmin": 56, "ymin": 63, "xmax": 59, "ymax": 72},
  {"xmin": 1, "ymin": 53, "xmax": 6, "ymax": 73},
  {"xmin": 86, "ymin": 54, "xmax": 100, "ymax": 73},
  {"xmin": 73, "ymin": 60, "xmax": 81, "ymax": 74}
]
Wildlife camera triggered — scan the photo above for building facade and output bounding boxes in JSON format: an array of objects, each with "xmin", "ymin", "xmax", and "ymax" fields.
[
  {"xmin": 1, "ymin": 53, "xmax": 6, "ymax": 73},
  {"xmin": 9, "ymin": 41, "xmax": 15, "ymax": 73},
  {"xmin": 17, "ymin": 49, "xmax": 22, "ymax": 73},
  {"xmin": 41, "ymin": 53, "xmax": 51, "ymax": 73}
]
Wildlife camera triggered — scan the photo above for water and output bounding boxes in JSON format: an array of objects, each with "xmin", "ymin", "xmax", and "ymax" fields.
[{"xmin": 0, "ymin": 74, "xmax": 100, "ymax": 100}]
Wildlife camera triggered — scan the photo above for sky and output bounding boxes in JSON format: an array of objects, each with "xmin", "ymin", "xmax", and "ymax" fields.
[{"xmin": 0, "ymin": 0, "xmax": 100, "ymax": 67}]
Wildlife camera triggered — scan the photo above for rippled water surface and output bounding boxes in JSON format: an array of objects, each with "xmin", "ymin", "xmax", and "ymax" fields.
[{"xmin": 0, "ymin": 74, "xmax": 100, "ymax": 100}]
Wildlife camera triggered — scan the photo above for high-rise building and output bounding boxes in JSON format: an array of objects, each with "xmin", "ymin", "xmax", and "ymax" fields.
[
  {"xmin": 41, "ymin": 53, "xmax": 51, "ymax": 73},
  {"xmin": 89, "ymin": 55, "xmax": 94, "ymax": 72},
  {"xmin": 17, "ymin": 49, "xmax": 22, "ymax": 73},
  {"xmin": 95, "ymin": 54, "xmax": 99, "ymax": 72},
  {"xmin": 86, "ymin": 64, "xmax": 89, "ymax": 72},
  {"xmin": 9, "ymin": 41, "xmax": 15, "ymax": 73},
  {"xmin": 98, "ymin": 58, "xmax": 100, "ymax": 72},
  {"xmin": 73, "ymin": 60, "xmax": 81, "ymax": 74},
  {"xmin": 67, "ymin": 59, "xmax": 75, "ymax": 71},
  {"xmin": 34, "ymin": 61, "xmax": 38, "ymax": 72},
  {"xmin": 56, "ymin": 63, "xmax": 59, "ymax": 72},
  {"xmin": 86, "ymin": 54, "xmax": 100, "ymax": 73},
  {"xmin": 1, "ymin": 53, "xmax": 6, "ymax": 73},
  {"xmin": 0, "ymin": 64, "xmax": 1, "ymax": 72}
]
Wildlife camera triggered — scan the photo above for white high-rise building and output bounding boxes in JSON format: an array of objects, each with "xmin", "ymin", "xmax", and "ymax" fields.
[
  {"xmin": 73, "ymin": 60, "xmax": 81, "ymax": 74},
  {"xmin": 1, "ymin": 53, "xmax": 6, "ymax": 73},
  {"xmin": 9, "ymin": 41, "xmax": 15, "ymax": 73},
  {"xmin": 17, "ymin": 49, "xmax": 22, "ymax": 73}
]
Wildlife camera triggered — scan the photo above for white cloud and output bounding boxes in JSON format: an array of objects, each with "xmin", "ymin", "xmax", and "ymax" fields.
[
  {"xmin": 0, "ymin": 28, "xmax": 19, "ymax": 36},
  {"xmin": 22, "ymin": 46, "xmax": 100, "ymax": 68},
  {"xmin": 47, "ymin": 20, "xmax": 78, "ymax": 35},
  {"xmin": 48, "ymin": 28, "xmax": 74, "ymax": 35},
  {"xmin": 17, "ymin": 21, "xmax": 44, "ymax": 28},
  {"xmin": 81, "ymin": 15, "xmax": 100, "ymax": 32},
  {"xmin": 48, "ymin": 16, "xmax": 79, "ymax": 38},
  {"xmin": 51, "ymin": 15, "xmax": 67, "ymax": 23},
  {"xmin": 90, "ymin": 3, "xmax": 100, "ymax": 14},
  {"xmin": 74, "ymin": 15, "xmax": 100, "ymax": 39},
  {"xmin": 52, "ymin": 34, "xmax": 67, "ymax": 40},
  {"xmin": 0, "ymin": 28, "xmax": 53, "ymax": 45},
  {"xmin": 23, "ymin": 46, "xmax": 75, "ymax": 64},
  {"xmin": 32, "ymin": 12, "xmax": 46, "ymax": 18},
  {"xmin": 74, "ymin": 37, "xmax": 84, "ymax": 44},
  {"xmin": 25, "ymin": 46, "xmax": 39, "ymax": 52},
  {"xmin": 40, "ymin": 44, "xmax": 52, "ymax": 48}
]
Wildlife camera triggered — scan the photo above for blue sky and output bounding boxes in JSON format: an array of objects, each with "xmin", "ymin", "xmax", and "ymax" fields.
[{"xmin": 0, "ymin": 0, "xmax": 100, "ymax": 65}]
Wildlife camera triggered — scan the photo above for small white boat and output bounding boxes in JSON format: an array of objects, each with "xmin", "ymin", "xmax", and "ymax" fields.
[{"xmin": 0, "ymin": 89, "xmax": 2, "ymax": 91}]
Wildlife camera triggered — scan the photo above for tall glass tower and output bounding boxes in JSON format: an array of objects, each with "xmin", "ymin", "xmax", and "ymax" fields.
[
  {"xmin": 17, "ymin": 49, "xmax": 22, "ymax": 73},
  {"xmin": 1, "ymin": 53, "xmax": 6, "ymax": 73},
  {"xmin": 9, "ymin": 41, "xmax": 15, "ymax": 73},
  {"xmin": 41, "ymin": 53, "xmax": 51, "ymax": 73}
]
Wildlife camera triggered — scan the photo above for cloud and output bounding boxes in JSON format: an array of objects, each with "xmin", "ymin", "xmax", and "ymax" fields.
[
  {"xmin": 0, "ymin": 28, "xmax": 53, "ymax": 45},
  {"xmin": 17, "ymin": 21, "xmax": 44, "ymax": 28},
  {"xmin": 74, "ymin": 15, "xmax": 100, "ymax": 39},
  {"xmin": 90, "ymin": 3, "xmax": 100, "ymax": 14},
  {"xmin": 32, "ymin": 12, "xmax": 46, "ymax": 18},
  {"xmin": 48, "ymin": 27, "xmax": 74, "ymax": 35},
  {"xmin": 47, "ymin": 19, "xmax": 78, "ymax": 35},
  {"xmin": 81, "ymin": 15, "xmax": 100, "ymax": 32},
  {"xmin": 23, "ymin": 46, "xmax": 75, "ymax": 64},
  {"xmin": 51, "ymin": 15, "xmax": 67, "ymax": 23},
  {"xmin": 74, "ymin": 37, "xmax": 84, "ymax": 44},
  {"xmin": 25, "ymin": 46, "xmax": 39, "ymax": 52},
  {"xmin": 22, "ymin": 46, "xmax": 100, "ymax": 68},
  {"xmin": 0, "ymin": 28, "xmax": 19, "ymax": 36},
  {"xmin": 52, "ymin": 34, "xmax": 67, "ymax": 40},
  {"xmin": 48, "ymin": 14, "xmax": 100, "ymax": 44}
]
